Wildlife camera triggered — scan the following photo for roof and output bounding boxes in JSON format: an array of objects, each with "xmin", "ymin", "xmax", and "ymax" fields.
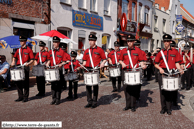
[
  {"xmin": 154, "ymin": 0, "xmax": 170, "ymax": 11},
  {"xmin": 180, "ymin": 4, "xmax": 194, "ymax": 21},
  {"xmin": 182, "ymin": 16, "xmax": 189, "ymax": 22}
]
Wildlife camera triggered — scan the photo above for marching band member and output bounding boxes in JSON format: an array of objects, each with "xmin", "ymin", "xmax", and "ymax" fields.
[
  {"xmin": 48, "ymin": 36, "xmax": 68, "ymax": 105},
  {"xmin": 11, "ymin": 36, "xmax": 34, "ymax": 102},
  {"xmin": 181, "ymin": 45, "xmax": 192, "ymax": 90},
  {"xmin": 154, "ymin": 34, "xmax": 184, "ymax": 115},
  {"xmin": 133, "ymin": 40, "xmax": 147, "ymax": 101},
  {"xmin": 119, "ymin": 34, "xmax": 146, "ymax": 112},
  {"xmin": 66, "ymin": 51, "xmax": 80, "ymax": 99},
  {"xmin": 34, "ymin": 41, "xmax": 50, "ymax": 97},
  {"xmin": 60, "ymin": 43, "xmax": 71, "ymax": 90},
  {"xmin": 82, "ymin": 34, "xmax": 106, "ymax": 109},
  {"xmin": 108, "ymin": 41, "xmax": 122, "ymax": 92}
]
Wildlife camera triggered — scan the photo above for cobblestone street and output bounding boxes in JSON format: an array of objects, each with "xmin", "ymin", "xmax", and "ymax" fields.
[{"xmin": 1, "ymin": 75, "xmax": 194, "ymax": 129}]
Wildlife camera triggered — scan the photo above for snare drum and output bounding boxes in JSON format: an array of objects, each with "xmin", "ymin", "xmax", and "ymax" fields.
[
  {"xmin": 84, "ymin": 71, "xmax": 99, "ymax": 86},
  {"xmin": 32, "ymin": 65, "xmax": 45, "ymax": 77},
  {"xmin": 10, "ymin": 68, "xmax": 25, "ymax": 81},
  {"xmin": 45, "ymin": 69, "xmax": 60, "ymax": 82},
  {"xmin": 124, "ymin": 70, "xmax": 141, "ymax": 85},
  {"xmin": 162, "ymin": 76, "xmax": 179, "ymax": 91},
  {"xmin": 109, "ymin": 67, "xmax": 121, "ymax": 77},
  {"xmin": 64, "ymin": 72, "xmax": 78, "ymax": 81}
]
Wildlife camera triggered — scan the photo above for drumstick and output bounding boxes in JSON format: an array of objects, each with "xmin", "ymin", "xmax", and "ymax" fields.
[{"xmin": 79, "ymin": 63, "xmax": 89, "ymax": 72}]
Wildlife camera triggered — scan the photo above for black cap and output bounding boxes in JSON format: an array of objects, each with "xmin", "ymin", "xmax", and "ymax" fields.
[
  {"xmin": 19, "ymin": 35, "xmax": 27, "ymax": 41},
  {"xmin": 53, "ymin": 36, "xmax": 60, "ymax": 42},
  {"xmin": 39, "ymin": 41, "xmax": 46, "ymax": 47},
  {"xmin": 114, "ymin": 41, "xmax": 120, "ymax": 47},
  {"xmin": 163, "ymin": 34, "xmax": 172, "ymax": 41},
  {"xmin": 59, "ymin": 43, "xmax": 67, "ymax": 50},
  {"xmin": 170, "ymin": 40, "xmax": 176, "ymax": 47},
  {"xmin": 88, "ymin": 34, "xmax": 97, "ymax": 41},
  {"xmin": 71, "ymin": 51, "xmax": 77, "ymax": 57},
  {"xmin": 127, "ymin": 34, "xmax": 136, "ymax": 41},
  {"xmin": 134, "ymin": 40, "xmax": 141, "ymax": 46}
]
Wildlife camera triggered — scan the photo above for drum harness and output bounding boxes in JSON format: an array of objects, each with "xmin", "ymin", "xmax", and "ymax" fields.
[{"xmin": 127, "ymin": 50, "xmax": 137, "ymax": 83}]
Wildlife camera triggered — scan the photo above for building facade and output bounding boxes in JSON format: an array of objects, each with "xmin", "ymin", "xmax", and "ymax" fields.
[
  {"xmin": 137, "ymin": 0, "xmax": 154, "ymax": 51},
  {"xmin": 51, "ymin": 0, "xmax": 117, "ymax": 52},
  {"xmin": 151, "ymin": 1, "xmax": 170, "ymax": 51},
  {"xmin": 0, "ymin": 0, "xmax": 50, "ymax": 63}
]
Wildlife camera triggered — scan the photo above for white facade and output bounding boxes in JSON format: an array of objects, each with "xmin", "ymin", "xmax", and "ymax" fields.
[
  {"xmin": 0, "ymin": 18, "xmax": 49, "ymax": 63},
  {"xmin": 168, "ymin": 0, "xmax": 181, "ymax": 39},
  {"xmin": 137, "ymin": 0, "xmax": 154, "ymax": 51},
  {"xmin": 51, "ymin": 0, "xmax": 117, "ymax": 52},
  {"xmin": 152, "ymin": 8, "xmax": 170, "ymax": 50}
]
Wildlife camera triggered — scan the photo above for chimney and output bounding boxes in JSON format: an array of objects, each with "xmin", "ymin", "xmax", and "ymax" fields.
[{"xmin": 180, "ymin": 4, "xmax": 183, "ymax": 6}]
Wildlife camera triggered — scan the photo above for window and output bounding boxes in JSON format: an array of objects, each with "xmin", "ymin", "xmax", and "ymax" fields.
[
  {"xmin": 154, "ymin": 16, "xmax": 158, "ymax": 28},
  {"xmin": 122, "ymin": 0, "xmax": 128, "ymax": 20},
  {"xmin": 132, "ymin": 2, "xmax": 136, "ymax": 21},
  {"xmin": 163, "ymin": 19, "xmax": 166, "ymax": 32},
  {"xmin": 78, "ymin": 0, "xmax": 86, "ymax": 9},
  {"xmin": 90, "ymin": 0, "xmax": 97, "ymax": 12},
  {"xmin": 144, "ymin": 8, "xmax": 149, "ymax": 25},
  {"xmin": 172, "ymin": 21, "xmax": 175, "ymax": 33},
  {"xmin": 104, "ymin": 0, "xmax": 110, "ymax": 15},
  {"xmin": 139, "ymin": 5, "xmax": 142, "ymax": 23},
  {"xmin": 175, "ymin": 5, "xmax": 177, "ymax": 15},
  {"xmin": 60, "ymin": 0, "xmax": 71, "ymax": 4}
]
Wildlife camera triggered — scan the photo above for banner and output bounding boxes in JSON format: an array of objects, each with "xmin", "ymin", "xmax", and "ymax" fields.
[{"xmin": 72, "ymin": 10, "xmax": 103, "ymax": 31}]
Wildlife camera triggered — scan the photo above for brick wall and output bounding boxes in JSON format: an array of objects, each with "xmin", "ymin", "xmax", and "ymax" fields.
[{"xmin": 0, "ymin": 0, "xmax": 50, "ymax": 24}]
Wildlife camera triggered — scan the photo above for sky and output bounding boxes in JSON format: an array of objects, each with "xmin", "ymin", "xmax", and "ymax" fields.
[{"xmin": 179, "ymin": 0, "xmax": 194, "ymax": 16}]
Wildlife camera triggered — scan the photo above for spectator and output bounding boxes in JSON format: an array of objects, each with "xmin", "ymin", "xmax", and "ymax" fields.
[
  {"xmin": 0, "ymin": 55, "xmax": 9, "ymax": 92},
  {"xmin": 76, "ymin": 50, "xmax": 83, "ymax": 64}
]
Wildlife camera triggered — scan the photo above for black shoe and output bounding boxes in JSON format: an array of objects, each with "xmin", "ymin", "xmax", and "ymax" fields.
[
  {"xmin": 84, "ymin": 103, "xmax": 92, "ymax": 108},
  {"xmin": 167, "ymin": 111, "xmax": 172, "ymax": 115},
  {"xmin": 131, "ymin": 108, "xmax": 136, "ymax": 112},
  {"xmin": 91, "ymin": 104, "xmax": 97, "ymax": 109},
  {"xmin": 181, "ymin": 87, "xmax": 185, "ymax": 90},
  {"xmin": 15, "ymin": 98, "xmax": 23, "ymax": 102},
  {"xmin": 186, "ymin": 88, "xmax": 190, "ymax": 90},
  {"xmin": 160, "ymin": 109, "xmax": 166, "ymax": 114},
  {"xmin": 123, "ymin": 107, "xmax": 130, "ymax": 111},
  {"xmin": 36, "ymin": 93, "xmax": 41, "ymax": 96},
  {"xmin": 74, "ymin": 95, "xmax": 78, "ymax": 99},
  {"xmin": 22, "ymin": 99, "xmax": 28, "ymax": 103},
  {"xmin": 112, "ymin": 89, "xmax": 118, "ymax": 92},
  {"xmin": 55, "ymin": 101, "xmax": 60, "ymax": 105},
  {"xmin": 50, "ymin": 100, "xmax": 56, "ymax": 105},
  {"xmin": 66, "ymin": 96, "xmax": 73, "ymax": 99}
]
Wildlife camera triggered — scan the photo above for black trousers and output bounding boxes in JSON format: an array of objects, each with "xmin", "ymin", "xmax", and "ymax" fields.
[
  {"xmin": 182, "ymin": 67, "xmax": 192, "ymax": 89},
  {"xmin": 124, "ymin": 84, "xmax": 140, "ymax": 108},
  {"xmin": 155, "ymin": 68, "xmax": 159, "ymax": 82},
  {"xmin": 15, "ymin": 66, "xmax": 29, "ymax": 99},
  {"xmin": 192, "ymin": 65, "xmax": 194, "ymax": 85},
  {"xmin": 51, "ymin": 69, "xmax": 63, "ymax": 102},
  {"xmin": 0, "ymin": 76, "xmax": 4, "ymax": 90},
  {"xmin": 158, "ymin": 69, "xmax": 176, "ymax": 111},
  {"xmin": 147, "ymin": 65, "xmax": 152, "ymax": 80},
  {"xmin": 36, "ymin": 76, "xmax": 45, "ymax": 94},
  {"xmin": 68, "ymin": 81, "xmax": 78, "ymax": 97},
  {"xmin": 111, "ymin": 76, "xmax": 121, "ymax": 90},
  {"xmin": 86, "ymin": 85, "xmax": 98, "ymax": 105}
]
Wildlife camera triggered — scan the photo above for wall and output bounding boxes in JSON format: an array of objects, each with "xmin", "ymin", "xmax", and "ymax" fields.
[{"xmin": 51, "ymin": 0, "xmax": 117, "ymax": 50}]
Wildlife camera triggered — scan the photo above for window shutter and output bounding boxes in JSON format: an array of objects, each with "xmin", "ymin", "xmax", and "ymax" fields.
[{"xmin": 79, "ymin": 0, "xmax": 83, "ymax": 8}]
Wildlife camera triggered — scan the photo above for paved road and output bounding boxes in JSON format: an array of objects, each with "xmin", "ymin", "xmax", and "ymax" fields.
[{"xmin": 0, "ymin": 76, "xmax": 194, "ymax": 129}]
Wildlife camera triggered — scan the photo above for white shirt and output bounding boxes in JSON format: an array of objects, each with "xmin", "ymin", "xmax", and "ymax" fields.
[{"xmin": 76, "ymin": 54, "xmax": 83, "ymax": 63}]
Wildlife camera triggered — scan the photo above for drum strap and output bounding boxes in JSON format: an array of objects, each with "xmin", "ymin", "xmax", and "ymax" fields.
[
  {"xmin": 160, "ymin": 50, "xmax": 172, "ymax": 74},
  {"xmin": 39, "ymin": 52, "xmax": 42, "ymax": 65},
  {"xmin": 89, "ymin": 49, "xmax": 94, "ymax": 69},
  {"xmin": 71, "ymin": 59, "xmax": 74, "ymax": 72},
  {"xmin": 114, "ymin": 52, "xmax": 118, "ymax": 65},
  {"xmin": 52, "ymin": 49, "xmax": 56, "ymax": 66},
  {"xmin": 127, "ymin": 50, "xmax": 133, "ymax": 68},
  {"xmin": 19, "ymin": 48, "xmax": 23, "ymax": 66}
]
